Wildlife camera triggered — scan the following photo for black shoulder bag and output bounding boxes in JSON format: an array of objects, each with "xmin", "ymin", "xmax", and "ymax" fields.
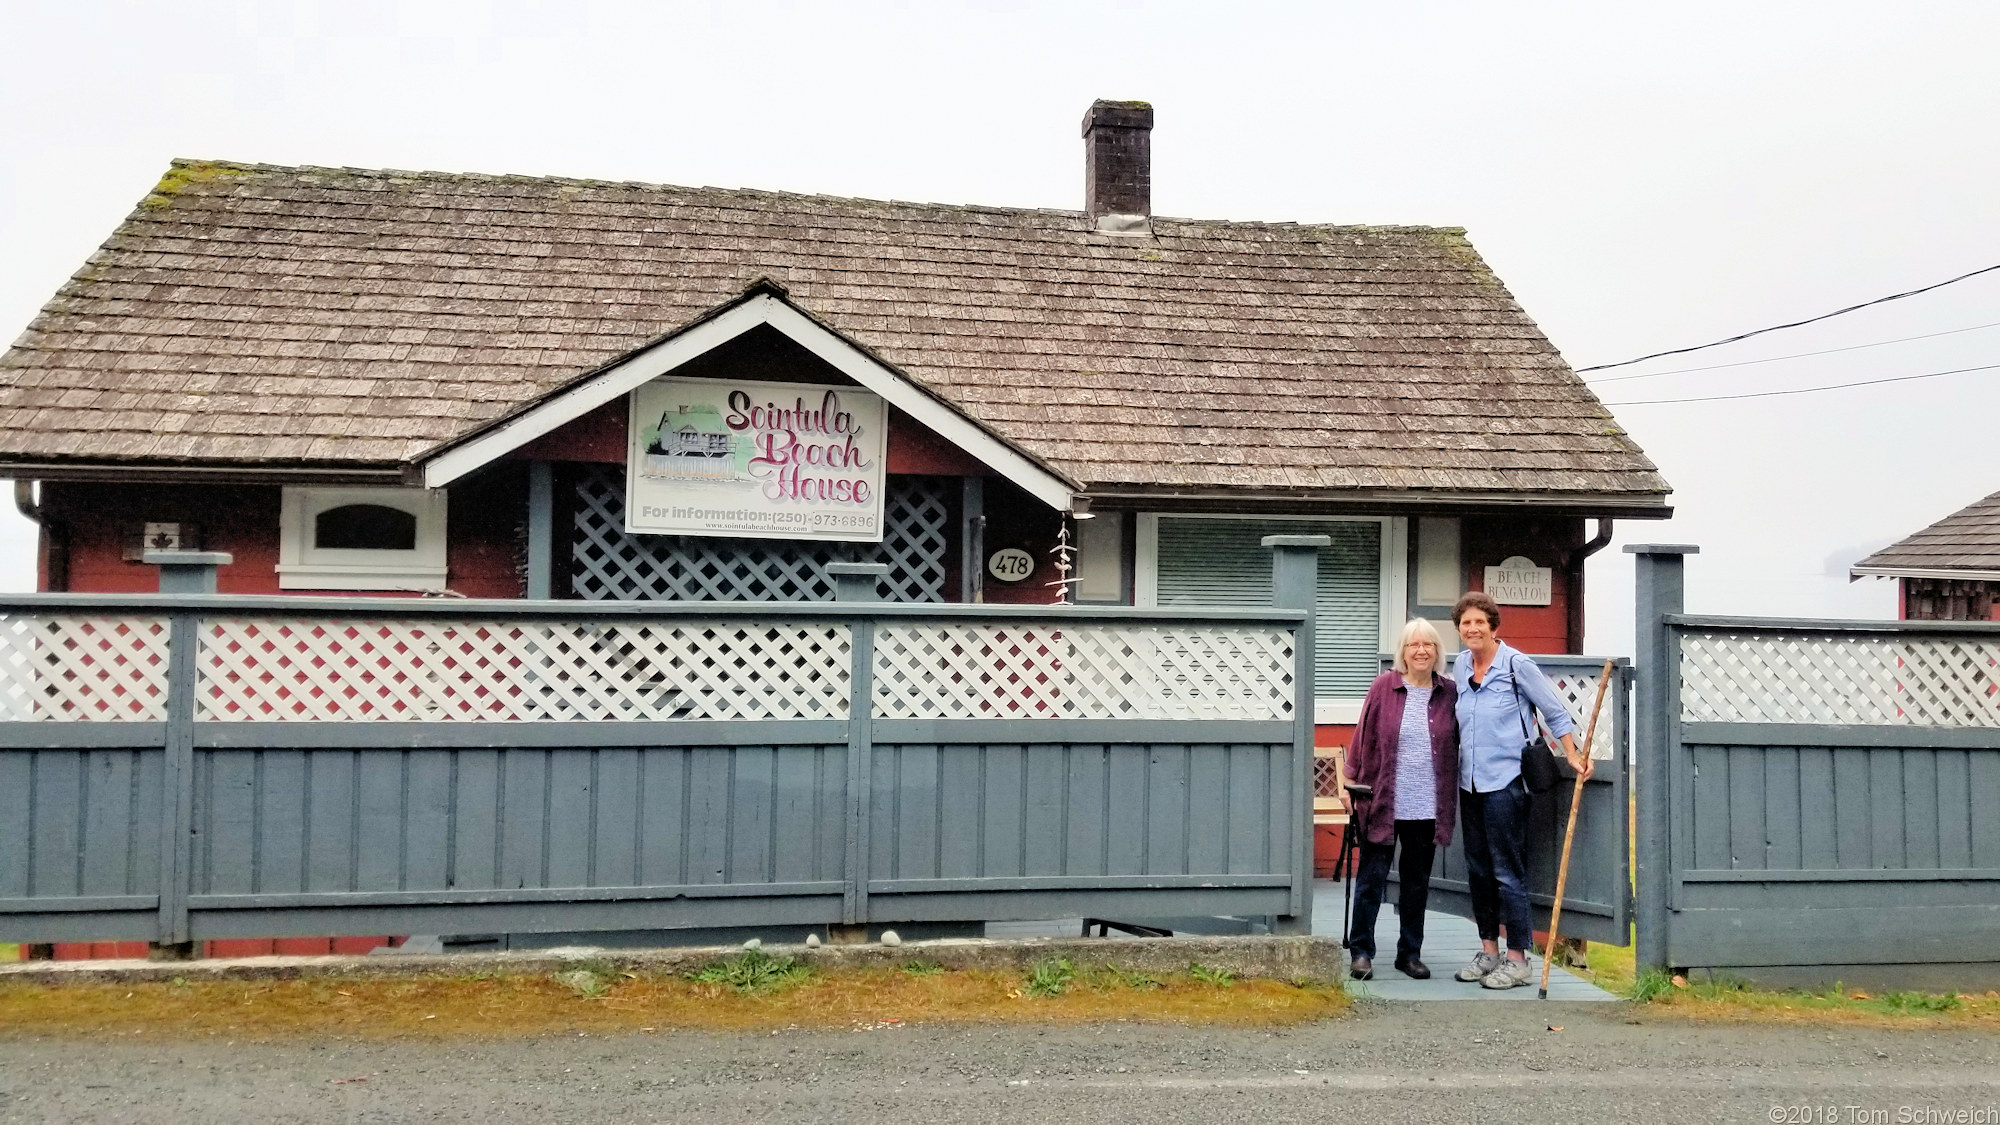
[{"xmin": 1510, "ymin": 656, "xmax": 1562, "ymax": 794}]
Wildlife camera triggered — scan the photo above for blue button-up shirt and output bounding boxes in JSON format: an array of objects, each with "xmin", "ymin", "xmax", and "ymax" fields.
[{"xmin": 1452, "ymin": 642, "xmax": 1576, "ymax": 794}]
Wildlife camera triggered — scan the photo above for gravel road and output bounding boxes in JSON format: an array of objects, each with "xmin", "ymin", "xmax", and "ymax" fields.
[{"xmin": 3, "ymin": 1000, "xmax": 1996, "ymax": 1123}]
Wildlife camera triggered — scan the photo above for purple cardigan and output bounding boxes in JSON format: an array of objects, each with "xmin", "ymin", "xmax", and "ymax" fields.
[{"xmin": 1346, "ymin": 669, "xmax": 1460, "ymax": 847}]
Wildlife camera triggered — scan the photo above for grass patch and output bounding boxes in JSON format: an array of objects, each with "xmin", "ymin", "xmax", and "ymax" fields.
[
  {"xmin": 899, "ymin": 960, "xmax": 945, "ymax": 977},
  {"xmin": 0, "ymin": 964, "xmax": 1346, "ymax": 1040},
  {"xmin": 1024, "ymin": 957, "xmax": 1076, "ymax": 997},
  {"xmin": 1187, "ymin": 962, "xmax": 1236, "ymax": 988},
  {"xmin": 684, "ymin": 949, "xmax": 812, "ymax": 994},
  {"xmin": 1582, "ymin": 941, "xmax": 1999, "ymax": 1028}
]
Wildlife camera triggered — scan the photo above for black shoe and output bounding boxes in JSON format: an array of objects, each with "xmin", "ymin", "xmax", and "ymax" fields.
[
  {"xmin": 1394, "ymin": 957, "xmax": 1430, "ymax": 980},
  {"xmin": 1349, "ymin": 955, "xmax": 1373, "ymax": 980}
]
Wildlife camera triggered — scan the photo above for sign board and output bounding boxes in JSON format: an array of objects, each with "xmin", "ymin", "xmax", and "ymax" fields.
[
  {"xmin": 1483, "ymin": 555, "xmax": 1553, "ymax": 605},
  {"xmin": 626, "ymin": 378, "xmax": 886, "ymax": 542},
  {"xmin": 987, "ymin": 547, "xmax": 1035, "ymax": 583}
]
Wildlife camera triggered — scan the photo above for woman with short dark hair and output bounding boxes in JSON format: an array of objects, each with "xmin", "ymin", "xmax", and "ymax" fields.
[{"xmin": 1449, "ymin": 592, "xmax": 1592, "ymax": 989}]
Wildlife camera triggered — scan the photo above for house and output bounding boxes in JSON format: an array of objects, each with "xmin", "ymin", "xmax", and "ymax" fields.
[
  {"xmin": 1851, "ymin": 488, "xmax": 2000, "ymax": 621},
  {"xmin": 1, "ymin": 99, "xmax": 1670, "ymax": 741}
]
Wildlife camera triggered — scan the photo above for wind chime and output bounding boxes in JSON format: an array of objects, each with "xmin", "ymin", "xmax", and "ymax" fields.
[{"xmin": 1046, "ymin": 515, "xmax": 1078, "ymax": 605}]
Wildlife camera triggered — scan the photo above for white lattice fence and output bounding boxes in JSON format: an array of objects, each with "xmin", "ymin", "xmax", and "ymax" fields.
[
  {"xmin": 873, "ymin": 623, "xmax": 1296, "ymax": 720},
  {"xmin": 0, "ymin": 614, "xmax": 170, "ymax": 721},
  {"xmin": 1681, "ymin": 631, "xmax": 2000, "ymax": 726},
  {"xmin": 197, "ymin": 618, "xmax": 851, "ymax": 721},
  {"xmin": 1540, "ymin": 665, "xmax": 1620, "ymax": 760},
  {"xmin": 571, "ymin": 468, "xmax": 951, "ymax": 603}
]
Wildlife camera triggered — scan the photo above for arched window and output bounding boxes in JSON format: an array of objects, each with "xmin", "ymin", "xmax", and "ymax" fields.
[
  {"xmin": 280, "ymin": 487, "xmax": 448, "ymax": 591},
  {"xmin": 314, "ymin": 504, "xmax": 418, "ymax": 551}
]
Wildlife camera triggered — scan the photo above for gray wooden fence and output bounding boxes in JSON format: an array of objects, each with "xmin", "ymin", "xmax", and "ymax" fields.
[
  {"xmin": 0, "ymin": 543, "xmax": 1325, "ymax": 947},
  {"xmin": 1632, "ymin": 545, "xmax": 2000, "ymax": 972}
]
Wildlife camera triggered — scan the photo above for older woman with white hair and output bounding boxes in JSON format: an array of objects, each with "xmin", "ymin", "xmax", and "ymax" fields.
[{"xmin": 1341, "ymin": 617, "xmax": 1461, "ymax": 980}]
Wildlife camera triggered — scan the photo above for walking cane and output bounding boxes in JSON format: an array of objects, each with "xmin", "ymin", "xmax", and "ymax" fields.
[
  {"xmin": 1339, "ymin": 781, "xmax": 1372, "ymax": 949},
  {"xmin": 1539, "ymin": 658, "xmax": 1616, "ymax": 1000}
]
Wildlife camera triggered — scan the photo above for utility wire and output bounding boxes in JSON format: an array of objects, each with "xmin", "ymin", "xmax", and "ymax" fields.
[
  {"xmin": 1603, "ymin": 362, "xmax": 2000, "ymax": 406},
  {"xmin": 1577, "ymin": 262, "xmax": 2000, "ymax": 373},
  {"xmin": 1586, "ymin": 320, "xmax": 2000, "ymax": 384}
]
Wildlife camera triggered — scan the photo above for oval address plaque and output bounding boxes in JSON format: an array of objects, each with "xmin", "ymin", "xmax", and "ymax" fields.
[{"xmin": 987, "ymin": 548, "xmax": 1035, "ymax": 583}]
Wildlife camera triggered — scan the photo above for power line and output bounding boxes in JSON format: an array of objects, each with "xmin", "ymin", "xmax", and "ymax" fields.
[
  {"xmin": 1577, "ymin": 262, "xmax": 2000, "ymax": 373},
  {"xmin": 1586, "ymin": 320, "xmax": 2000, "ymax": 384},
  {"xmin": 1602, "ymin": 362, "xmax": 2000, "ymax": 406}
]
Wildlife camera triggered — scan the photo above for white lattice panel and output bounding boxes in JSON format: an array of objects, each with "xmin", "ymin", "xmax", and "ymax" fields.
[
  {"xmin": 873, "ymin": 623, "xmax": 1296, "ymax": 720},
  {"xmin": 1681, "ymin": 632, "xmax": 2000, "ymax": 727},
  {"xmin": 197, "ymin": 618, "xmax": 850, "ymax": 721},
  {"xmin": 572, "ymin": 468, "xmax": 950, "ymax": 604},
  {"xmin": 1540, "ymin": 666, "xmax": 1620, "ymax": 761},
  {"xmin": 0, "ymin": 614, "xmax": 169, "ymax": 721}
]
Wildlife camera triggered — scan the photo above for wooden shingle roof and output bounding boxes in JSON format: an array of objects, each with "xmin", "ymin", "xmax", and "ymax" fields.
[
  {"xmin": 0, "ymin": 158, "xmax": 1669, "ymax": 503},
  {"xmin": 1853, "ymin": 488, "xmax": 2000, "ymax": 577}
]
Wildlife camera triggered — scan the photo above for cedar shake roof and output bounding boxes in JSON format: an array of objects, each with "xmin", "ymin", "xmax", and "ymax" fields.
[
  {"xmin": 0, "ymin": 158, "xmax": 1669, "ymax": 501},
  {"xmin": 1853, "ymin": 488, "xmax": 2000, "ymax": 576}
]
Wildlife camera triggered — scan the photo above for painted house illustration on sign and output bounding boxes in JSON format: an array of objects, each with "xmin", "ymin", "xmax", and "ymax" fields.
[{"xmin": 1, "ymin": 101, "xmax": 1672, "ymax": 924}]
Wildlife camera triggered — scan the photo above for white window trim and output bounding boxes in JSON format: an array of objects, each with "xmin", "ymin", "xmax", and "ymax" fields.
[
  {"xmin": 278, "ymin": 487, "xmax": 449, "ymax": 591},
  {"xmin": 1135, "ymin": 512, "xmax": 1408, "ymax": 725}
]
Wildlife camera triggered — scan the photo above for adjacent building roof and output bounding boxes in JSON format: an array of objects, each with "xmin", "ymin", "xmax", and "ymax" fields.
[
  {"xmin": 1852, "ymin": 488, "xmax": 2000, "ymax": 580},
  {"xmin": 0, "ymin": 158, "xmax": 1669, "ymax": 505}
]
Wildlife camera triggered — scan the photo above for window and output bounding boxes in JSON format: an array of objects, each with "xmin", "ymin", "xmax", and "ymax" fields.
[
  {"xmin": 1137, "ymin": 514, "xmax": 1406, "ymax": 723},
  {"xmin": 1072, "ymin": 512, "xmax": 1128, "ymax": 603},
  {"xmin": 279, "ymin": 487, "xmax": 448, "ymax": 591}
]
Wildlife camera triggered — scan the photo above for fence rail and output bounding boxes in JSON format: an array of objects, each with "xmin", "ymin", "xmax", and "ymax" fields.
[{"xmin": 0, "ymin": 552, "xmax": 1323, "ymax": 948}]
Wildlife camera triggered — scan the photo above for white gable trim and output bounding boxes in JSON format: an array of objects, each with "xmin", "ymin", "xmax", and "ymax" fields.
[{"xmin": 420, "ymin": 293, "xmax": 1076, "ymax": 510}]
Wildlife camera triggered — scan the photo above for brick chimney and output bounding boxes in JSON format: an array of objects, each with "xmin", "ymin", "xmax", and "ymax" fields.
[{"xmin": 1082, "ymin": 99, "xmax": 1153, "ymax": 234}]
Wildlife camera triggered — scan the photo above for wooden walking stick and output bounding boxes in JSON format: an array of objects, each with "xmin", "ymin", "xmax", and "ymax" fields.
[{"xmin": 1540, "ymin": 658, "xmax": 1616, "ymax": 1000}]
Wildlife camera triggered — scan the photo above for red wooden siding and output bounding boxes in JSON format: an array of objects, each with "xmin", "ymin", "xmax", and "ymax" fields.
[{"xmin": 39, "ymin": 470, "xmax": 527, "ymax": 598}]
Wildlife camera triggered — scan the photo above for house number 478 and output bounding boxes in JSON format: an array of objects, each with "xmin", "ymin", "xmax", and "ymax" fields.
[{"xmin": 987, "ymin": 548, "xmax": 1035, "ymax": 582}]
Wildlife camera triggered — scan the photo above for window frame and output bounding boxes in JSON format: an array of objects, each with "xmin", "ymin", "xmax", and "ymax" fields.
[
  {"xmin": 278, "ymin": 486, "xmax": 449, "ymax": 591},
  {"xmin": 1133, "ymin": 512, "xmax": 1408, "ymax": 724}
]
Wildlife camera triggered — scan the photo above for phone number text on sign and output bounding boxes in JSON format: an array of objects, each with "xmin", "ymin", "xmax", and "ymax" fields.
[{"xmin": 626, "ymin": 377, "xmax": 887, "ymax": 543}]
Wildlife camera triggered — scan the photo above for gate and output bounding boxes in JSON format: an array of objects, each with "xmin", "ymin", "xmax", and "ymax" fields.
[
  {"xmin": 1412, "ymin": 656, "xmax": 1633, "ymax": 945},
  {"xmin": 1632, "ymin": 545, "xmax": 2000, "ymax": 972}
]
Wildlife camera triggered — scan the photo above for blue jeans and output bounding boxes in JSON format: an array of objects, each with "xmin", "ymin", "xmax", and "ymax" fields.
[
  {"xmin": 1460, "ymin": 776, "xmax": 1534, "ymax": 953},
  {"xmin": 1346, "ymin": 818, "xmax": 1436, "ymax": 962}
]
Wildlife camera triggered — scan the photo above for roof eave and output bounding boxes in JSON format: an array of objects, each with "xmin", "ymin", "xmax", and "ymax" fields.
[
  {"xmin": 412, "ymin": 281, "xmax": 1082, "ymax": 510},
  {"xmin": 1077, "ymin": 484, "xmax": 1673, "ymax": 519},
  {"xmin": 1849, "ymin": 565, "xmax": 2000, "ymax": 583}
]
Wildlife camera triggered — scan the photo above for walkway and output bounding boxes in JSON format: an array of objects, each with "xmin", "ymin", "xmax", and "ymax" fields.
[
  {"xmin": 987, "ymin": 879, "xmax": 1618, "ymax": 1002},
  {"xmin": 1312, "ymin": 879, "xmax": 1617, "ymax": 1001}
]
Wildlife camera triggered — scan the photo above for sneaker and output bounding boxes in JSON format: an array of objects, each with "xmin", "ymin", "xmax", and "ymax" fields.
[
  {"xmin": 1454, "ymin": 951, "xmax": 1501, "ymax": 983},
  {"xmin": 1481, "ymin": 956, "xmax": 1532, "ymax": 990}
]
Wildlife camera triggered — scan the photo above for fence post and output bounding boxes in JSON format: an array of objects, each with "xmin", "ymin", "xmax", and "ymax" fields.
[
  {"xmin": 1265, "ymin": 535, "xmax": 1328, "ymax": 935},
  {"xmin": 146, "ymin": 551, "xmax": 229, "ymax": 958},
  {"xmin": 525, "ymin": 462, "xmax": 554, "ymax": 599},
  {"xmin": 1626, "ymin": 543, "xmax": 1696, "ymax": 976},
  {"xmin": 828, "ymin": 562, "xmax": 888, "ymax": 936}
]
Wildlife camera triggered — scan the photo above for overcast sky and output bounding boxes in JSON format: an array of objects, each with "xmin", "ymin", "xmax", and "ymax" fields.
[{"xmin": 5, "ymin": 0, "xmax": 1998, "ymax": 653}]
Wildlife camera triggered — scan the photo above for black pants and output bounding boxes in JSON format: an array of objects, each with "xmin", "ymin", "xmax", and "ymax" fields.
[
  {"xmin": 1460, "ymin": 776, "xmax": 1535, "ymax": 953},
  {"xmin": 1346, "ymin": 818, "xmax": 1436, "ymax": 962}
]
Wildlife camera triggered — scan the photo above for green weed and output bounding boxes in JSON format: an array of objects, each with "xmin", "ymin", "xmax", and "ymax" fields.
[
  {"xmin": 686, "ymin": 949, "xmax": 813, "ymax": 994},
  {"xmin": 1024, "ymin": 957, "xmax": 1076, "ymax": 998},
  {"xmin": 1628, "ymin": 968, "xmax": 1675, "ymax": 1002},
  {"xmin": 1187, "ymin": 962, "xmax": 1236, "ymax": 988}
]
